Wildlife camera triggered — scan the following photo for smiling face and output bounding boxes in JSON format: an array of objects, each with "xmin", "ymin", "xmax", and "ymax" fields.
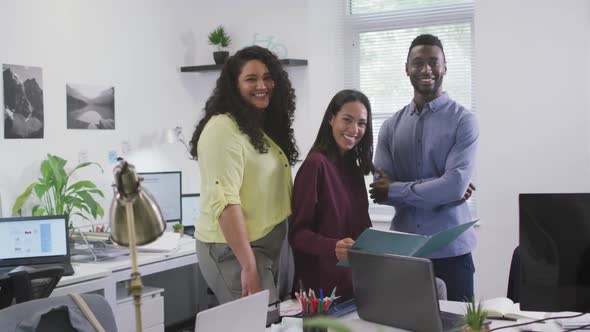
[
  {"xmin": 406, "ymin": 44, "xmax": 447, "ymax": 101},
  {"xmin": 329, "ymin": 101, "xmax": 368, "ymax": 156},
  {"xmin": 237, "ymin": 59, "xmax": 274, "ymax": 111}
]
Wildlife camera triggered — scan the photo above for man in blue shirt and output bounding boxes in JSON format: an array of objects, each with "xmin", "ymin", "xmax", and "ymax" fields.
[{"xmin": 369, "ymin": 34, "xmax": 479, "ymax": 301}]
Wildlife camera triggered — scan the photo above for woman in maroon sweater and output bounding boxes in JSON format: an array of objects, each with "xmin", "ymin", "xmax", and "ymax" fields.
[{"xmin": 289, "ymin": 89, "xmax": 374, "ymax": 300}]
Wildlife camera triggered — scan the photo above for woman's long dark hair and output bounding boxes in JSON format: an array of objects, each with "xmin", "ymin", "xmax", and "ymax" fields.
[
  {"xmin": 311, "ymin": 89, "xmax": 374, "ymax": 175},
  {"xmin": 189, "ymin": 46, "xmax": 299, "ymax": 165}
]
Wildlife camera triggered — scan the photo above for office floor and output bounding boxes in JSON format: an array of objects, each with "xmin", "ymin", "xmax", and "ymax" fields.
[{"xmin": 165, "ymin": 318, "xmax": 195, "ymax": 332}]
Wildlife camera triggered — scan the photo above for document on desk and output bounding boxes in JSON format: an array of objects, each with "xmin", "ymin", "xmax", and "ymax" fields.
[
  {"xmin": 137, "ymin": 232, "xmax": 181, "ymax": 253},
  {"xmin": 338, "ymin": 220, "xmax": 478, "ymax": 266}
]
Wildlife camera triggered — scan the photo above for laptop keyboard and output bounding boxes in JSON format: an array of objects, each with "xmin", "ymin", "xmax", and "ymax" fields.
[
  {"xmin": 327, "ymin": 299, "xmax": 357, "ymax": 318},
  {"xmin": 440, "ymin": 310, "xmax": 464, "ymax": 330}
]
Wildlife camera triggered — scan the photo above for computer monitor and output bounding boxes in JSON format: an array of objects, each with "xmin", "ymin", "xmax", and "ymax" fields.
[
  {"xmin": 138, "ymin": 171, "xmax": 182, "ymax": 224},
  {"xmin": 519, "ymin": 193, "xmax": 590, "ymax": 313},
  {"xmin": 181, "ymin": 193, "xmax": 200, "ymax": 228}
]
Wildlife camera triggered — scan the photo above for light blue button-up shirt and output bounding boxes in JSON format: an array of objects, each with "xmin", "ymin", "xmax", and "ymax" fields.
[{"xmin": 374, "ymin": 93, "xmax": 479, "ymax": 258}]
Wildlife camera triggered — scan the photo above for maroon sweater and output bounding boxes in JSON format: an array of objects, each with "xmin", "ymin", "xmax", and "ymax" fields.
[{"xmin": 289, "ymin": 151, "xmax": 371, "ymax": 299}]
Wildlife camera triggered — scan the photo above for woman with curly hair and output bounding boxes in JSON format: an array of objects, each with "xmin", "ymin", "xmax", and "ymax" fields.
[{"xmin": 189, "ymin": 45, "xmax": 298, "ymax": 305}]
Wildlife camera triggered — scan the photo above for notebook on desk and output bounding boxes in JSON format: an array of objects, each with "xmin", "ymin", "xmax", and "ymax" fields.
[
  {"xmin": 136, "ymin": 231, "xmax": 180, "ymax": 253},
  {"xmin": 194, "ymin": 289, "xmax": 269, "ymax": 332},
  {"xmin": 0, "ymin": 215, "xmax": 74, "ymax": 276},
  {"xmin": 348, "ymin": 249, "xmax": 464, "ymax": 332}
]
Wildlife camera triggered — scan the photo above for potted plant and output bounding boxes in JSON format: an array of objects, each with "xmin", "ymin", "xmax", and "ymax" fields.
[
  {"xmin": 208, "ymin": 25, "xmax": 232, "ymax": 64},
  {"xmin": 172, "ymin": 223, "xmax": 184, "ymax": 235},
  {"xmin": 302, "ymin": 316, "xmax": 351, "ymax": 332},
  {"xmin": 463, "ymin": 297, "xmax": 490, "ymax": 332},
  {"xmin": 12, "ymin": 154, "xmax": 105, "ymax": 227}
]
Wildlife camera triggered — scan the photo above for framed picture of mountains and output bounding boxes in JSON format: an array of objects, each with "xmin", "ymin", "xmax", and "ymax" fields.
[
  {"xmin": 66, "ymin": 83, "xmax": 115, "ymax": 130},
  {"xmin": 3, "ymin": 64, "xmax": 44, "ymax": 139}
]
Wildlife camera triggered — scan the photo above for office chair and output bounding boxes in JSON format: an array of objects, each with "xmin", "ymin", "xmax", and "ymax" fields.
[
  {"xmin": 0, "ymin": 293, "xmax": 118, "ymax": 332},
  {"xmin": 507, "ymin": 246, "xmax": 520, "ymax": 302},
  {"xmin": 0, "ymin": 274, "xmax": 13, "ymax": 309},
  {"xmin": 0, "ymin": 266, "xmax": 64, "ymax": 310}
]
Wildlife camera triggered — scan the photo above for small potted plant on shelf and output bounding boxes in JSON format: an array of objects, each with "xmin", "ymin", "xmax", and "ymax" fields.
[
  {"xmin": 463, "ymin": 297, "xmax": 490, "ymax": 332},
  {"xmin": 172, "ymin": 223, "xmax": 184, "ymax": 236},
  {"xmin": 208, "ymin": 25, "xmax": 232, "ymax": 64}
]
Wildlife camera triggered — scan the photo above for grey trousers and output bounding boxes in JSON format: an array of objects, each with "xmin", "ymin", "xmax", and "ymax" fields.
[{"xmin": 196, "ymin": 221, "xmax": 287, "ymax": 305}]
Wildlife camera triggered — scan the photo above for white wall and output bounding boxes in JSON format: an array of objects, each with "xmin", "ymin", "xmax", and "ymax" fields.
[
  {"xmin": 0, "ymin": 0, "xmax": 203, "ymax": 222},
  {"xmin": 473, "ymin": 0, "xmax": 590, "ymax": 298},
  {"xmin": 0, "ymin": 0, "xmax": 342, "ymax": 225}
]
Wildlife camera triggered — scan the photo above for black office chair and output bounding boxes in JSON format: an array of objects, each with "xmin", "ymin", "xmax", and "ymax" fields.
[
  {"xmin": 0, "ymin": 274, "xmax": 13, "ymax": 309},
  {"xmin": 507, "ymin": 246, "xmax": 520, "ymax": 302},
  {"xmin": 0, "ymin": 266, "xmax": 64, "ymax": 310}
]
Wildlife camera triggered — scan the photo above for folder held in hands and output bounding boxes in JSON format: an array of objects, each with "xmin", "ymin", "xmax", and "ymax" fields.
[{"xmin": 338, "ymin": 220, "xmax": 478, "ymax": 266}]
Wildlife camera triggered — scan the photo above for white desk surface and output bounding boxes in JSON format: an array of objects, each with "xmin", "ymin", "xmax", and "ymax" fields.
[
  {"xmin": 82, "ymin": 234, "xmax": 197, "ymax": 281},
  {"xmin": 270, "ymin": 300, "xmax": 564, "ymax": 332},
  {"xmin": 59, "ymin": 263, "xmax": 112, "ymax": 286},
  {"xmin": 61, "ymin": 233, "xmax": 197, "ymax": 281},
  {"xmin": 54, "ymin": 234, "xmax": 198, "ymax": 309}
]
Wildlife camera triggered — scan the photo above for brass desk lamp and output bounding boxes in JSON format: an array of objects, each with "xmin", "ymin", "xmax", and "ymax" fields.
[{"xmin": 109, "ymin": 159, "xmax": 166, "ymax": 332}]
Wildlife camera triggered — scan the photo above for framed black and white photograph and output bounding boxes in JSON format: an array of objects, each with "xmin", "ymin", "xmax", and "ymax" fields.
[
  {"xmin": 66, "ymin": 83, "xmax": 115, "ymax": 130},
  {"xmin": 3, "ymin": 64, "xmax": 44, "ymax": 139}
]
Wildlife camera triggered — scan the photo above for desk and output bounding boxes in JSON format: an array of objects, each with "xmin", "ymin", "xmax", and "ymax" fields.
[
  {"xmin": 270, "ymin": 300, "xmax": 564, "ymax": 331},
  {"xmin": 52, "ymin": 235, "xmax": 199, "ymax": 328}
]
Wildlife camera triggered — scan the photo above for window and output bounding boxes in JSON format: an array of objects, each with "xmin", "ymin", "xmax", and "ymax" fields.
[
  {"xmin": 350, "ymin": 0, "xmax": 471, "ymax": 15},
  {"xmin": 344, "ymin": 0, "xmax": 477, "ymax": 219}
]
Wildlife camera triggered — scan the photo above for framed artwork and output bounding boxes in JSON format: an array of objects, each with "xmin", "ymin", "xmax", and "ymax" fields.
[
  {"xmin": 67, "ymin": 83, "xmax": 115, "ymax": 130},
  {"xmin": 3, "ymin": 64, "xmax": 44, "ymax": 139}
]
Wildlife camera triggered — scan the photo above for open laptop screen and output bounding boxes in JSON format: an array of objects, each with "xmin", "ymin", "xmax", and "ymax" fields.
[
  {"xmin": 0, "ymin": 215, "xmax": 69, "ymax": 266},
  {"xmin": 348, "ymin": 249, "xmax": 463, "ymax": 331}
]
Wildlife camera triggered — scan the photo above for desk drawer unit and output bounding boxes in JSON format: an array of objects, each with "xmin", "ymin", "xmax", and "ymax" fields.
[{"xmin": 115, "ymin": 286, "xmax": 164, "ymax": 332}]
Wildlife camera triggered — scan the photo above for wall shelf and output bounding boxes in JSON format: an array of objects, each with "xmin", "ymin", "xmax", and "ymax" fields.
[{"xmin": 180, "ymin": 59, "xmax": 308, "ymax": 73}]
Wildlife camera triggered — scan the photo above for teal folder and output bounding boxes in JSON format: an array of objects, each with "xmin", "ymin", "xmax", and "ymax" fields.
[{"xmin": 337, "ymin": 220, "xmax": 478, "ymax": 266}]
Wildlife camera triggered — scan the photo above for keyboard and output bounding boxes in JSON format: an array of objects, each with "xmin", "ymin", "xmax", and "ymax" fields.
[{"xmin": 327, "ymin": 299, "xmax": 357, "ymax": 318}]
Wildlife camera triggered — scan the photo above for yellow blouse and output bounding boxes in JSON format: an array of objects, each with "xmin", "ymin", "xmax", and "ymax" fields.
[{"xmin": 195, "ymin": 114, "xmax": 292, "ymax": 243}]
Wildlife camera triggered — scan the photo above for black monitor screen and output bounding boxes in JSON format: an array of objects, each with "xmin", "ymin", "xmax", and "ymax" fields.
[
  {"xmin": 519, "ymin": 193, "xmax": 590, "ymax": 313},
  {"xmin": 138, "ymin": 171, "xmax": 182, "ymax": 223}
]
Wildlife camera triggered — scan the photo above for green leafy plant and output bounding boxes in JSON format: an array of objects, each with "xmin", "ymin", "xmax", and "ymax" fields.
[
  {"xmin": 208, "ymin": 25, "xmax": 232, "ymax": 51},
  {"xmin": 302, "ymin": 316, "xmax": 353, "ymax": 332},
  {"xmin": 173, "ymin": 223, "xmax": 184, "ymax": 233},
  {"xmin": 12, "ymin": 154, "xmax": 105, "ymax": 223},
  {"xmin": 463, "ymin": 297, "xmax": 489, "ymax": 332}
]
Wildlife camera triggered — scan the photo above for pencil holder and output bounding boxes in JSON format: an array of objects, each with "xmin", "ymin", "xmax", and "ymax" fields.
[{"xmin": 302, "ymin": 313, "xmax": 327, "ymax": 332}]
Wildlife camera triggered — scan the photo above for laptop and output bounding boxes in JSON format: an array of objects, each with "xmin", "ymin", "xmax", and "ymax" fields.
[
  {"xmin": 194, "ymin": 289, "xmax": 269, "ymax": 332},
  {"xmin": 0, "ymin": 215, "xmax": 74, "ymax": 276},
  {"xmin": 348, "ymin": 249, "xmax": 464, "ymax": 332},
  {"xmin": 181, "ymin": 193, "xmax": 200, "ymax": 237}
]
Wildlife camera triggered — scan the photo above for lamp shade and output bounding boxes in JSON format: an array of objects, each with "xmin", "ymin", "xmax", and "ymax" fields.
[{"xmin": 109, "ymin": 160, "xmax": 166, "ymax": 246}]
